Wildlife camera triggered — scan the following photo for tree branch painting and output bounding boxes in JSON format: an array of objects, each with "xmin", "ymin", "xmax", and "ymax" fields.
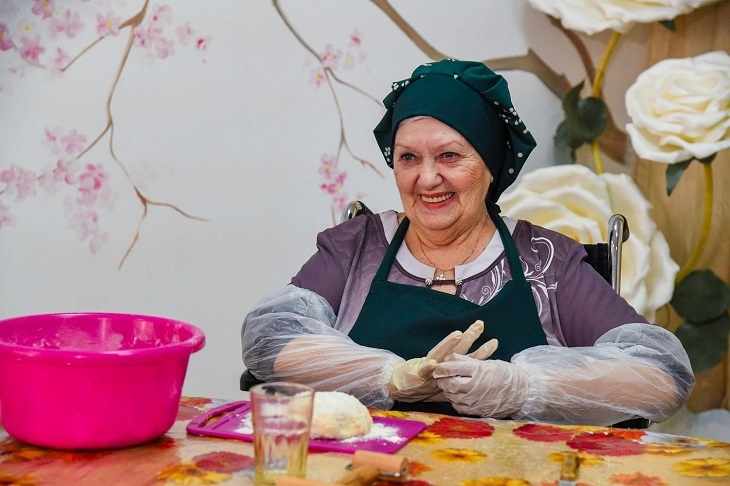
[{"xmin": 0, "ymin": 0, "xmax": 211, "ymax": 269}]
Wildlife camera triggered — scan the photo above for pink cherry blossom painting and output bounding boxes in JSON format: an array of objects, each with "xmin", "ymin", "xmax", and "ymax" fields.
[{"xmin": 0, "ymin": 0, "xmax": 211, "ymax": 267}]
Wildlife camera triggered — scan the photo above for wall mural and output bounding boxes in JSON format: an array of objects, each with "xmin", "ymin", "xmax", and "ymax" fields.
[
  {"xmin": 274, "ymin": 0, "xmax": 633, "ymax": 218},
  {"xmin": 0, "ymin": 0, "xmax": 591, "ymax": 265},
  {"xmin": 0, "ymin": 0, "xmax": 210, "ymax": 268}
]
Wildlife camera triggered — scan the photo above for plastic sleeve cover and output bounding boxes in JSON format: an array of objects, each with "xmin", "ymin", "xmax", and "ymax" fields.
[
  {"xmin": 241, "ymin": 284, "xmax": 404, "ymax": 408},
  {"xmin": 511, "ymin": 323, "xmax": 695, "ymax": 425}
]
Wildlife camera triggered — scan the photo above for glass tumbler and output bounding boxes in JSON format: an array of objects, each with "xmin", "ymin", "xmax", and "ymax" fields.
[{"xmin": 250, "ymin": 382, "xmax": 315, "ymax": 485}]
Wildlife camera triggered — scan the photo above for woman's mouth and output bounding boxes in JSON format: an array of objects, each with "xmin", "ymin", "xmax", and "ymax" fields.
[{"xmin": 421, "ymin": 192, "xmax": 455, "ymax": 203}]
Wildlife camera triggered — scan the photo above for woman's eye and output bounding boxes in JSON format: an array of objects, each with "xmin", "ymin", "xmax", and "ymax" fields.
[
  {"xmin": 398, "ymin": 153, "xmax": 416, "ymax": 162},
  {"xmin": 441, "ymin": 151, "xmax": 459, "ymax": 160}
]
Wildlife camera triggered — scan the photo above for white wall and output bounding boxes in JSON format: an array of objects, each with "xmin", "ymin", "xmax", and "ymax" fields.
[{"xmin": 0, "ymin": 0, "xmax": 649, "ymax": 400}]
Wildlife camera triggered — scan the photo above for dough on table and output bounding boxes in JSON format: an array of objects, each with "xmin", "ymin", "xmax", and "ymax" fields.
[{"xmin": 310, "ymin": 391, "xmax": 373, "ymax": 439}]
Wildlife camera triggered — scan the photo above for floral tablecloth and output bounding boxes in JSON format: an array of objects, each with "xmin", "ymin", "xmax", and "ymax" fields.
[{"xmin": 1, "ymin": 397, "xmax": 729, "ymax": 485}]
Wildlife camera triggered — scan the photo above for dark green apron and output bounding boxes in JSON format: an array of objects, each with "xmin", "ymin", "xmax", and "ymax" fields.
[{"xmin": 348, "ymin": 209, "xmax": 547, "ymax": 415}]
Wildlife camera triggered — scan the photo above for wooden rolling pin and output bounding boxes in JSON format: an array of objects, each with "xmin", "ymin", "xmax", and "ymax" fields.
[{"xmin": 275, "ymin": 450, "xmax": 409, "ymax": 486}]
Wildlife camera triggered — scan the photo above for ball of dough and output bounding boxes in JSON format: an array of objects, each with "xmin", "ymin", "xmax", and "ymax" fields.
[{"xmin": 310, "ymin": 391, "xmax": 373, "ymax": 439}]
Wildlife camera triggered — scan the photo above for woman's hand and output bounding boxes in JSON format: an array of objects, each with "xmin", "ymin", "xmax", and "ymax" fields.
[
  {"xmin": 434, "ymin": 355, "xmax": 528, "ymax": 417},
  {"xmin": 388, "ymin": 320, "xmax": 498, "ymax": 402}
]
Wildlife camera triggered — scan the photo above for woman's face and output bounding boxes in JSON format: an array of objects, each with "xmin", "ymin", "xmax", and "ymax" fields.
[{"xmin": 393, "ymin": 117, "xmax": 492, "ymax": 233}]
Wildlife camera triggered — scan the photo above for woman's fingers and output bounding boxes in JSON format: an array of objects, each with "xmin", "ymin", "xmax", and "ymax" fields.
[
  {"xmin": 426, "ymin": 330, "xmax": 463, "ymax": 362},
  {"xmin": 451, "ymin": 320, "xmax": 485, "ymax": 355},
  {"xmin": 468, "ymin": 338, "xmax": 499, "ymax": 360}
]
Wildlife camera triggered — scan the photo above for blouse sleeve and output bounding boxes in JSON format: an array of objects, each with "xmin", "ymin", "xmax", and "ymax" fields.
[
  {"xmin": 242, "ymin": 284, "xmax": 405, "ymax": 409},
  {"xmin": 555, "ymin": 242, "xmax": 649, "ymax": 346}
]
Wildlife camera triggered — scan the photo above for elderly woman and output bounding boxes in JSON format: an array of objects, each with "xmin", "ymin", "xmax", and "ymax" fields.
[{"xmin": 241, "ymin": 59, "xmax": 694, "ymax": 426}]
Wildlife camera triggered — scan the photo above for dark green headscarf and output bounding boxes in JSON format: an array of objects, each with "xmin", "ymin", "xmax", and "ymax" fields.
[{"xmin": 373, "ymin": 59, "xmax": 537, "ymax": 204}]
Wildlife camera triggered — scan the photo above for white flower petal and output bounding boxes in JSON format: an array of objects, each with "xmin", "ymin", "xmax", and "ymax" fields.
[
  {"xmin": 500, "ymin": 165, "xmax": 678, "ymax": 320},
  {"xmin": 646, "ymin": 233, "xmax": 680, "ymax": 311},
  {"xmin": 626, "ymin": 50, "xmax": 730, "ymax": 164},
  {"xmin": 626, "ymin": 124, "xmax": 692, "ymax": 164},
  {"xmin": 526, "ymin": 0, "xmax": 722, "ymax": 35}
]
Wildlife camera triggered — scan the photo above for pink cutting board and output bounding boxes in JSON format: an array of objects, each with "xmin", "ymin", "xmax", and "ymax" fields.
[{"xmin": 186, "ymin": 400, "xmax": 426, "ymax": 454}]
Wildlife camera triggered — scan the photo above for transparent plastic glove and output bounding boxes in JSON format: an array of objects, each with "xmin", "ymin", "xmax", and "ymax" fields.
[
  {"xmin": 452, "ymin": 320, "xmax": 499, "ymax": 359},
  {"xmin": 434, "ymin": 354, "xmax": 528, "ymax": 418},
  {"xmin": 388, "ymin": 320, "xmax": 497, "ymax": 402}
]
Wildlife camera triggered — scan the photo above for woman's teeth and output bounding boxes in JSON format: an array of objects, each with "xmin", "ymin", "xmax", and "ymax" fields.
[{"xmin": 422, "ymin": 193, "xmax": 454, "ymax": 203}]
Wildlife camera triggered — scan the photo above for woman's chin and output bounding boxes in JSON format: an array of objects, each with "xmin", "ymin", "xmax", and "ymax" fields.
[{"xmin": 409, "ymin": 212, "xmax": 460, "ymax": 232}]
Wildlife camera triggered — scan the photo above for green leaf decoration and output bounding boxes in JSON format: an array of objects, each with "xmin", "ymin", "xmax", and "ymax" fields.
[
  {"xmin": 576, "ymin": 97, "xmax": 608, "ymax": 140},
  {"xmin": 659, "ymin": 20, "xmax": 676, "ymax": 31},
  {"xmin": 553, "ymin": 81, "xmax": 608, "ymax": 153},
  {"xmin": 666, "ymin": 159, "xmax": 692, "ymax": 196},
  {"xmin": 671, "ymin": 269, "xmax": 730, "ymax": 323},
  {"xmin": 675, "ymin": 314, "xmax": 730, "ymax": 373},
  {"xmin": 554, "ymin": 120, "xmax": 570, "ymax": 149}
]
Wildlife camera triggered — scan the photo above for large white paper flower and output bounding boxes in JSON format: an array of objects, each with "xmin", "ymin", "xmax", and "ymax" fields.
[
  {"xmin": 527, "ymin": 0, "xmax": 721, "ymax": 35},
  {"xmin": 500, "ymin": 164, "xmax": 678, "ymax": 321},
  {"xmin": 625, "ymin": 51, "xmax": 730, "ymax": 164}
]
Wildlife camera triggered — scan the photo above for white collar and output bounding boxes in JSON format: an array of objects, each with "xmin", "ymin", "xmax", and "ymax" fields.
[{"xmin": 380, "ymin": 211, "xmax": 517, "ymax": 280}]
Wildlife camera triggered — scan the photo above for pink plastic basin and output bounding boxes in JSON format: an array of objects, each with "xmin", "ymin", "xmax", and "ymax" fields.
[{"xmin": 0, "ymin": 312, "xmax": 205, "ymax": 450}]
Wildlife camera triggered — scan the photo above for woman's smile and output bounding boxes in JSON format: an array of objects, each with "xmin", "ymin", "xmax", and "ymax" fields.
[{"xmin": 421, "ymin": 192, "xmax": 455, "ymax": 204}]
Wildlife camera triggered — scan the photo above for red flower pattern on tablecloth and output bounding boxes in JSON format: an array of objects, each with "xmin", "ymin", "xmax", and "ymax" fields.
[
  {"xmin": 513, "ymin": 423, "xmax": 574, "ymax": 442},
  {"xmin": 0, "ymin": 472, "xmax": 40, "ymax": 486},
  {"xmin": 538, "ymin": 482, "xmax": 593, "ymax": 486},
  {"xmin": 427, "ymin": 417, "xmax": 494, "ymax": 439},
  {"xmin": 408, "ymin": 460, "xmax": 433, "ymax": 476},
  {"xmin": 193, "ymin": 451, "xmax": 255, "ymax": 473},
  {"xmin": 177, "ymin": 397, "xmax": 215, "ymax": 420},
  {"xmin": 567, "ymin": 432, "xmax": 645, "ymax": 456},
  {"xmin": 462, "ymin": 478, "xmax": 531, "ymax": 485},
  {"xmin": 608, "ymin": 429, "xmax": 646, "ymax": 441},
  {"xmin": 157, "ymin": 462, "xmax": 230, "ymax": 484},
  {"xmin": 0, "ymin": 439, "xmax": 51, "ymax": 463},
  {"xmin": 374, "ymin": 481, "xmax": 434, "ymax": 486},
  {"xmin": 609, "ymin": 472, "xmax": 668, "ymax": 485},
  {"xmin": 147, "ymin": 435, "xmax": 177, "ymax": 450},
  {"xmin": 180, "ymin": 396, "xmax": 214, "ymax": 409}
]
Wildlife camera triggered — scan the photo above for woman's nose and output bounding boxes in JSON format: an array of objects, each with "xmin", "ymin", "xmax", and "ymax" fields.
[{"xmin": 419, "ymin": 160, "xmax": 442, "ymax": 187}]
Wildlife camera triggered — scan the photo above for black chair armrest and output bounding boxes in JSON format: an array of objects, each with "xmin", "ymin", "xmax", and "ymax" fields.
[
  {"xmin": 612, "ymin": 417, "xmax": 652, "ymax": 429},
  {"xmin": 240, "ymin": 369, "xmax": 264, "ymax": 391}
]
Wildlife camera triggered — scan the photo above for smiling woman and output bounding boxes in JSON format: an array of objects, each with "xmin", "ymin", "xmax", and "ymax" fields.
[
  {"xmin": 394, "ymin": 117, "xmax": 494, "ymax": 288},
  {"xmin": 241, "ymin": 59, "xmax": 694, "ymax": 428}
]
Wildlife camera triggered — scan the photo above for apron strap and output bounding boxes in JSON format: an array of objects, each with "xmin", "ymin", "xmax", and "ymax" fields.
[
  {"xmin": 488, "ymin": 205, "xmax": 527, "ymax": 283},
  {"xmin": 373, "ymin": 216, "xmax": 410, "ymax": 282},
  {"xmin": 374, "ymin": 207, "xmax": 527, "ymax": 283}
]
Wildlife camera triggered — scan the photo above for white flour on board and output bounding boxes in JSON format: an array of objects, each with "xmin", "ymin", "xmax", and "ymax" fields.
[{"xmin": 234, "ymin": 414, "xmax": 404, "ymax": 443}]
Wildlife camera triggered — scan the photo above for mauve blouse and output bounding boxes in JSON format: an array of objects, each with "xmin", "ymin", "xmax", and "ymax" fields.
[{"xmin": 291, "ymin": 211, "xmax": 648, "ymax": 347}]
